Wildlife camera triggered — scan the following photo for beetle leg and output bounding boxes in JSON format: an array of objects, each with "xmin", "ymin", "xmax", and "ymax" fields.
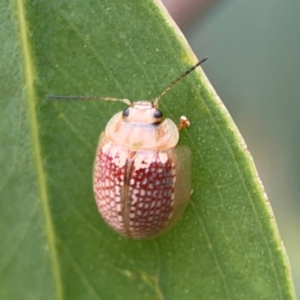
[{"xmin": 177, "ymin": 116, "xmax": 190, "ymax": 131}]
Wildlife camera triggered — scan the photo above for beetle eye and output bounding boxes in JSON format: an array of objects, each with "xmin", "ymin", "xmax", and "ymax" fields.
[
  {"xmin": 153, "ymin": 110, "xmax": 163, "ymax": 118},
  {"xmin": 123, "ymin": 108, "xmax": 130, "ymax": 117}
]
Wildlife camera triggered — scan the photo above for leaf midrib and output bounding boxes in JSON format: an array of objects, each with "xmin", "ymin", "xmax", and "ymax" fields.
[{"xmin": 15, "ymin": 0, "xmax": 63, "ymax": 298}]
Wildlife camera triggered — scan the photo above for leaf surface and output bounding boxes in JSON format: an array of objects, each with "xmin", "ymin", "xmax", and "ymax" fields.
[{"xmin": 0, "ymin": 0, "xmax": 295, "ymax": 299}]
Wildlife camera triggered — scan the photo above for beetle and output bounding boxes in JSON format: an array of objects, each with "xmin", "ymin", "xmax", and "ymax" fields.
[{"xmin": 47, "ymin": 57, "xmax": 207, "ymax": 239}]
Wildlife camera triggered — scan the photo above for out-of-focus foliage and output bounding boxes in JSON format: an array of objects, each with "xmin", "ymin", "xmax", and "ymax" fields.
[{"xmin": 185, "ymin": 0, "xmax": 300, "ymax": 296}]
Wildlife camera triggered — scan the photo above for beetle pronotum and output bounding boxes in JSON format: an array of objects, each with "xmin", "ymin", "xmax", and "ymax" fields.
[{"xmin": 48, "ymin": 57, "xmax": 208, "ymax": 239}]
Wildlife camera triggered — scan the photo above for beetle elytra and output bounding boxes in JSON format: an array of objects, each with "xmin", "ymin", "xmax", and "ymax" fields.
[{"xmin": 47, "ymin": 57, "xmax": 208, "ymax": 239}]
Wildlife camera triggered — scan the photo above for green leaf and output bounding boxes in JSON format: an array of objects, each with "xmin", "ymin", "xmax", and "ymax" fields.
[{"xmin": 0, "ymin": 0, "xmax": 295, "ymax": 299}]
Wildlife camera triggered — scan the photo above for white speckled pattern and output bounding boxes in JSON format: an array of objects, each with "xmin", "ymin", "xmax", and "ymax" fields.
[{"xmin": 93, "ymin": 142, "xmax": 176, "ymax": 239}]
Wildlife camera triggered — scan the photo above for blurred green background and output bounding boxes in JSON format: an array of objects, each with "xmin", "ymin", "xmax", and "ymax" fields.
[{"xmin": 170, "ymin": 0, "xmax": 300, "ymax": 296}]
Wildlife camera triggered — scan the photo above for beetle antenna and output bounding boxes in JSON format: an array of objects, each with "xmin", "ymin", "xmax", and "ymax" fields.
[
  {"xmin": 153, "ymin": 56, "xmax": 208, "ymax": 106},
  {"xmin": 46, "ymin": 95, "xmax": 131, "ymax": 106}
]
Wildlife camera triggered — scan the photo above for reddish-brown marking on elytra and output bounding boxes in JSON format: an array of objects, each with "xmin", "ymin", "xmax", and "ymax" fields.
[
  {"xmin": 127, "ymin": 151, "xmax": 175, "ymax": 238},
  {"xmin": 93, "ymin": 143, "xmax": 127, "ymax": 236},
  {"xmin": 93, "ymin": 142, "xmax": 176, "ymax": 239},
  {"xmin": 122, "ymin": 159, "xmax": 134, "ymax": 237}
]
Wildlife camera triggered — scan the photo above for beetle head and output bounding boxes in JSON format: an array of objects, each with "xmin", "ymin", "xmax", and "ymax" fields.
[{"xmin": 122, "ymin": 101, "xmax": 163, "ymax": 124}]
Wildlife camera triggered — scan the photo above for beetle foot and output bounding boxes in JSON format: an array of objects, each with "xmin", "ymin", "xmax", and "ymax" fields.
[{"xmin": 177, "ymin": 116, "xmax": 190, "ymax": 130}]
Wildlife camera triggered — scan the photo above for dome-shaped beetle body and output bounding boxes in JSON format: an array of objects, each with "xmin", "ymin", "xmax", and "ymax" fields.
[
  {"xmin": 47, "ymin": 57, "xmax": 207, "ymax": 239},
  {"xmin": 93, "ymin": 101, "xmax": 191, "ymax": 239}
]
